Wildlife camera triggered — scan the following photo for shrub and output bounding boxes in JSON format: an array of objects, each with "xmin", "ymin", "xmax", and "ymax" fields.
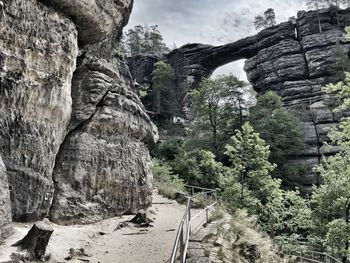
[{"xmin": 152, "ymin": 158, "xmax": 185, "ymax": 199}]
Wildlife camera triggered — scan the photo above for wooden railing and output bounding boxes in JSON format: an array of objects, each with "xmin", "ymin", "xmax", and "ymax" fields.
[{"xmin": 169, "ymin": 185, "xmax": 217, "ymax": 263}]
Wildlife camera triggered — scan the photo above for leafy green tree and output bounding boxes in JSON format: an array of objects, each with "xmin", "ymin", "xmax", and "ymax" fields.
[
  {"xmin": 170, "ymin": 149, "xmax": 224, "ymax": 188},
  {"xmin": 260, "ymin": 189, "xmax": 313, "ymax": 238},
  {"xmin": 249, "ymin": 91, "xmax": 305, "ymax": 189},
  {"xmin": 222, "ymin": 123, "xmax": 311, "ymax": 237},
  {"xmin": 254, "ymin": 8, "xmax": 276, "ymax": 30},
  {"xmin": 310, "ymin": 72, "xmax": 350, "ymax": 262},
  {"xmin": 151, "ymin": 61, "xmax": 179, "ymax": 115},
  {"xmin": 191, "ymin": 75, "xmax": 253, "ymax": 158},
  {"xmin": 152, "ymin": 158, "xmax": 185, "ymax": 199},
  {"xmin": 222, "ymin": 123, "xmax": 278, "ymax": 210}
]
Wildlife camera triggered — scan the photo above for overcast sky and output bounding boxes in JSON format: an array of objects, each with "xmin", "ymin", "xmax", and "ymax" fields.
[{"xmin": 126, "ymin": 0, "xmax": 306, "ymax": 79}]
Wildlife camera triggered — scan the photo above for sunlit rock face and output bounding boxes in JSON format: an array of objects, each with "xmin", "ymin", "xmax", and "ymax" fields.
[
  {"xmin": 0, "ymin": 0, "xmax": 157, "ymax": 225},
  {"xmin": 158, "ymin": 8, "xmax": 350, "ymax": 191}
]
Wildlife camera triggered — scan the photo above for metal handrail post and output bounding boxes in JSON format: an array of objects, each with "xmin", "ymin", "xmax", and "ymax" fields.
[{"xmin": 179, "ymin": 230, "xmax": 184, "ymax": 263}]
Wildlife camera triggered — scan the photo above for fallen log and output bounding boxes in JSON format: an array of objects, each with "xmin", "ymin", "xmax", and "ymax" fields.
[{"xmin": 12, "ymin": 220, "xmax": 53, "ymax": 260}]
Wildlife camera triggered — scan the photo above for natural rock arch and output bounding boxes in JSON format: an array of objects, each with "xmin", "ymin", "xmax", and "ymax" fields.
[{"xmin": 129, "ymin": 7, "xmax": 350, "ymax": 191}]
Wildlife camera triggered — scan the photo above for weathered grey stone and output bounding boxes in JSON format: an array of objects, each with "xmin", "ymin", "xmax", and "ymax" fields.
[
  {"xmin": 186, "ymin": 248, "xmax": 206, "ymax": 258},
  {"xmin": 49, "ymin": 2, "xmax": 157, "ymax": 223},
  {"xmin": 186, "ymin": 257, "xmax": 210, "ymax": 263},
  {"xmin": 0, "ymin": 0, "xmax": 78, "ymax": 221},
  {"xmin": 39, "ymin": 0, "xmax": 133, "ymax": 45},
  {"xmin": 0, "ymin": 155, "xmax": 12, "ymax": 240},
  {"xmin": 49, "ymin": 61, "xmax": 158, "ymax": 223},
  {"xmin": 1, "ymin": 0, "xmax": 157, "ymax": 225}
]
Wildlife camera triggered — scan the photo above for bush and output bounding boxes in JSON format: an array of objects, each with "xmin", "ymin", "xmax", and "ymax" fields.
[{"xmin": 152, "ymin": 158, "xmax": 185, "ymax": 199}]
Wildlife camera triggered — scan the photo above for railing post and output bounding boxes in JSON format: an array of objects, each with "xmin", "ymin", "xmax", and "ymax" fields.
[
  {"xmin": 179, "ymin": 230, "xmax": 184, "ymax": 263},
  {"xmin": 191, "ymin": 186, "xmax": 194, "ymax": 196},
  {"xmin": 188, "ymin": 203, "xmax": 191, "ymax": 235},
  {"xmin": 205, "ymin": 208, "xmax": 209, "ymax": 223}
]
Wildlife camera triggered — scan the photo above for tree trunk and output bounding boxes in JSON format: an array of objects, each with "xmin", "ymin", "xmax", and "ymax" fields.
[
  {"xmin": 317, "ymin": 12, "xmax": 323, "ymax": 34},
  {"xmin": 12, "ymin": 221, "xmax": 54, "ymax": 260}
]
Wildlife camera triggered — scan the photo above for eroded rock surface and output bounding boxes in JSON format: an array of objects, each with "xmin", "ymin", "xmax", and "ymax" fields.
[
  {"xmin": 0, "ymin": 155, "xmax": 12, "ymax": 240},
  {"xmin": 0, "ymin": 0, "xmax": 156, "ymax": 225},
  {"xmin": 50, "ymin": 56, "xmax": 157, "ymax": 224},
  {"xmin": 0, "ymin": 0, "xmax": 78, "ymax": 221}
]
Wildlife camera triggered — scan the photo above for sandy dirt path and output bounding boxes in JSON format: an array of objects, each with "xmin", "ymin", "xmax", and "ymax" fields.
[{"xmin": 0, "ymin": 192, "xmax": 206, "ymax": 263}]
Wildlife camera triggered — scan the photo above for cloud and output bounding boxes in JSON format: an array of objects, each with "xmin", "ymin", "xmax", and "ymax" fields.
[{"xmin": 126, "ymin": 0, "xmax": 306, "ymax": 80}]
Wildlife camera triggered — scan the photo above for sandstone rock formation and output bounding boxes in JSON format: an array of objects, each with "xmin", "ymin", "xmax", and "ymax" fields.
[
  {"xmin": 129, "ymin": 8, "xmax": 350, "ymax": 190},
  {"xmin": 0, "ymin": 0, "xmax": 157, "ymax": 227},
  {"xmin": 0, "ymin": 155, "xmax": 12, "ymax": 239},
  {"xmin": 0, "ymin": 0, "xmax": 78, "ymax": 221}
]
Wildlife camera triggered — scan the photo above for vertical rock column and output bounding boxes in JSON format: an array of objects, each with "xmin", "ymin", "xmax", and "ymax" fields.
[
  {"xmin": 0, "ymin": 0, "xmax": 78, "ymax": 220},
  {"xmin": 47, "ymin": 0, "xmax": 158, "ymax": 224}
]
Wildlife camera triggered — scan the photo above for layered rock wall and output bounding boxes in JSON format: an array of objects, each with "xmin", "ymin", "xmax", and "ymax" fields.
[{"xmin": 0, "ymin": 0, "xmax": 157, "ymax": 230}]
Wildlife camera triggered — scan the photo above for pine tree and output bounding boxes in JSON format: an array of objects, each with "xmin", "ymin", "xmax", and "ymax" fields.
[
  {"xmin": 264, "ymin": 8, "xmax": 276, "ymax": 27},
  {"xmin": 305, "ymin": 0, "xmax": 327, "ymax": 33},
  {"xmin": 249, "ymin": 91, "xmax": 305, "ymax": 189},
  {"xmin": 254, "ymin": 8, "xmax": 276, "ymax": 30},
  {"xmin": 254, "ymin": 15, "xmax": 266, "ymax": 30},
  {"xmin": 125, "ymin": 25, "xmax": 144, "ymax": 56},
  {"xmin": 151, "ymin": 61, "xmax": 177, "ymax": 115}
]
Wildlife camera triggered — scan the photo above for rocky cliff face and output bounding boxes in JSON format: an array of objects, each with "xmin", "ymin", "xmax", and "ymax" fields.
[
  {"xmin": 0, "ymin": 155, "xmax": 12, "ymax": 239},
  {"xmin": 129, "ymin": 8, "xmax": 350, "ymax": 190},
  {"xmin": 0, "ymin": 0, "xmax": 157, "ymax": 233}
]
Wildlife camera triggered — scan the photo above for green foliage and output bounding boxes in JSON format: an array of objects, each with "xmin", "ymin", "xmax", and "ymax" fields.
[
  {"xmin": 152, "ymin": 139, "xmax": 185, "ymax": 161},
  {"xmin": 259, "ymin": 189, "xmax": 312, "ymax": 236},
  {"xmin": 124, "ymin": 24, "xmax": 170, "ymax": 57},
  {"xmin": 222, "ymin": 123, "xmax": 278, "ymax": 211},
  {"xmin": 152, "ymin": 158, "xmax": 185, "ymax": 199},
  {"xmin": 151, "ymin": 61, "xmax": 181, "ymax": 115},
  {"xmin": 191, "ymin": 74, "xmax": 253, "ymax": 159},
  {"xmin": 250, "ymin": 91, "xmax": 305, "ymax": 188},
  {"xmin": 333, "ymin": 42, "xmax": 350, "ymax": 75},
  {"xmin": 221, "ymin": 123, "xmax": 310, "ymax": 236},
  {"xmin": 170, "ymin": 149, "xmax": 225, "ymax": 188},
  {"xmin": 223, "ymin": 210, "xmax": 286, "ymax": 263},
  {"xmin": 309, "ymin": 64, "xmax": 350, "ymax": 260}
]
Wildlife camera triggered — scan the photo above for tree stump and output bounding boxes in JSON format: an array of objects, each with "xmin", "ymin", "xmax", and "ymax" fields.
[
  {"xmin": 12, "ymin": 220, "xmax": 54, "ymax": 260},
  {"xmin": 129, "ymin": 209, "xmax": 153, "ymax": 227}
]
